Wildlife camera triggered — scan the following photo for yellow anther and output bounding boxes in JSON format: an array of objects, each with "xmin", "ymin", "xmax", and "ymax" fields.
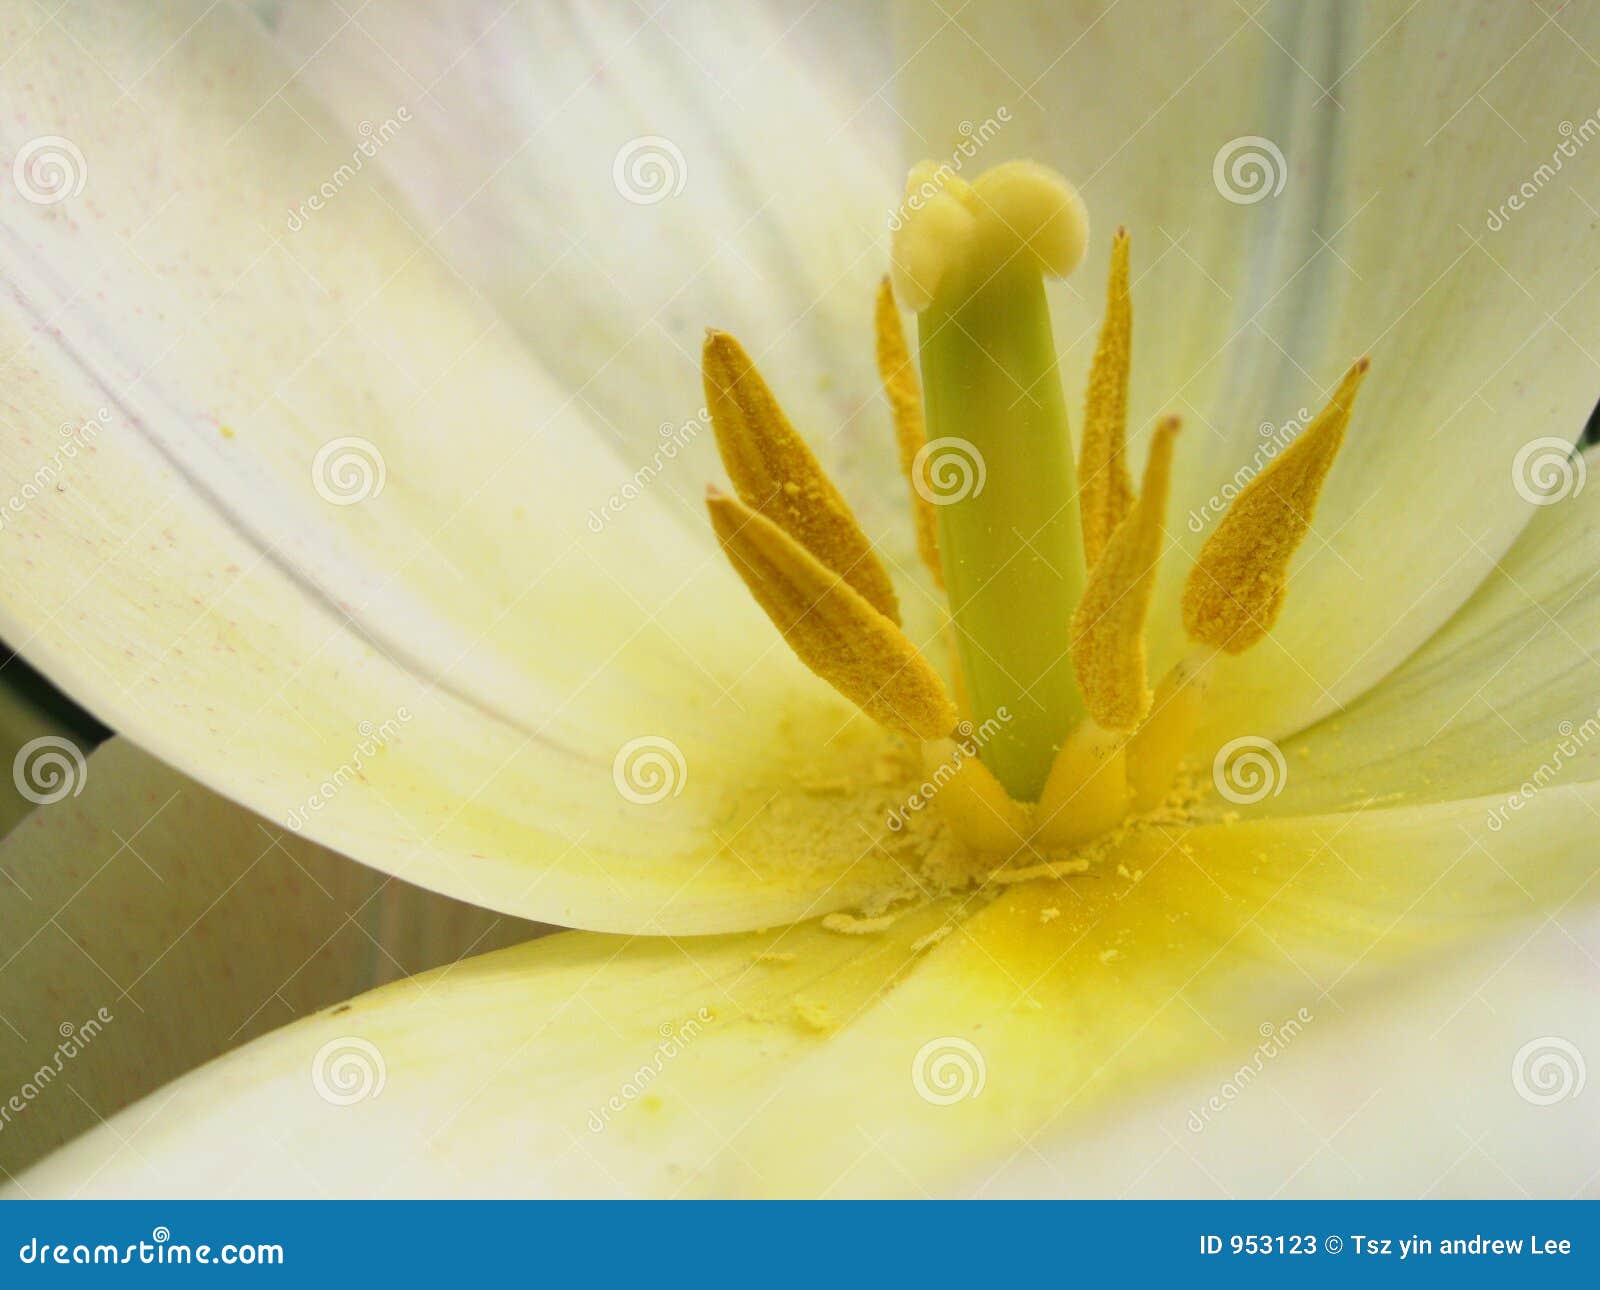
[
  {"xmin": 703, "ymin": 330, "xmax": 901, "ymax": 624},
  {"xmin": 706, "ymin": 488, "xmax": 956, "ymax": 740},
  {"xmin": 874, "ymin": 277, "xmax": 942, "ymax": 587},
  {"xmin": 1079, "ymin": 229, "xmax": 1134, "ymax": 569},
  {"xmin": 1125, "ymin": 653, "xmax": 1211, "ymax": 812},
  {"xmin": 1034, "ymin": 721, "xmax": 1128, "ymax": 849},
  {"xmin": 1181, "ymin": 359, "xmax": 1370, "ymax": 653},
  {"xmin": 1070, "ymin": 417, "xmax": 1181, "ymax": 732},
  {"xmin": 923, "ymin": 738, "xmax": 1032, "ymax": 854}
]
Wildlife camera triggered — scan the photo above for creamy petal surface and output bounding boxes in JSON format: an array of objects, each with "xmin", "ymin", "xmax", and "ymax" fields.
[
  {"xmin": 15, "ymin": 782, "xmax": 1594, "ymax": 1197},
  {"xmin": 896, "ymin": 0, "xmax": 1600, "ymax": 741},
  {"xmin": 0, "ymin": 1, "xmax": 941, "ymax": 933},
  {"xmin": 1273, "ymin": 449, "xmax": 1600, "ymax": 814}
]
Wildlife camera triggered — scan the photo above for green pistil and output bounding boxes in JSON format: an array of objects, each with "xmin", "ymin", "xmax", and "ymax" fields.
[{"xmin": 918, "ymin": 258, "xmax": 1086, "ymax": 801}]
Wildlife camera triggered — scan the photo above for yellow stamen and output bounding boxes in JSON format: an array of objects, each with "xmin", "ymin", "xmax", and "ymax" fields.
[
  {"xmin": 1181, "ymin": 359, "xmax": 1370, "ymax": 653},
  {"xmin": 1033, "ymin": 721, "xmax": 1128, "ymax": 849},
  {"xmin": 924, "ymin": 738, "xmax": 1032, "ymax": 854},
  {"xmin": 706, "ymin": 488, "xmax": 955, "ymax": 739},
  {"xmin": 703, "ymin": 330, "xmax": 901, "ymax": 624},
  {"xmin": 1125, "ymin": 653, "xmax": 1211, "ymax": 812},
  {"xmin": 1079, "ymin": 229, "xmax": 1134, "ymax": 569},
  {"xmin": 1070, "ymin": 416, "xmax": 1181, "ymax": 732},
  {"xmin": 873, "ymin": 277, "xmax": 942, "ymax": 586}
]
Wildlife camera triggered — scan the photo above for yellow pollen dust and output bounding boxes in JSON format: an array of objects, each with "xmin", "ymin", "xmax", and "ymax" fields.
[
  {"xmin": 703, "ymin": 330, "xmax": 901, "ymax": 624},
  {"xmin": 1070, "ymin": 416, "xmax": 1181, "ymax": 733},
  {"xmin": 705, "ymin": 487, "xmax": 956, "ymax": 740},
  {"xmin": 873, "ymin": 277, "xmax": 942, "ymax": 586},
  {"xmin": 1078, "ymin": 228, "xmax": 1134, "ymax": 569},
  {"xmin": 1181, "ymin": 359, "xmax": 1370, "ymax": 653}
]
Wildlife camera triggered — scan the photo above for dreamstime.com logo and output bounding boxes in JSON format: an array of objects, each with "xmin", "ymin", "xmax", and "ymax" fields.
[
  {"xmin": 587, "ymin": 408, "xmax": 710, "ymax": 532},
  {"xmin": 912, "ymin": 436, "xmax": 986, "ymax": 506},
  {"xmin": 911, "ymin": 1036, "xmax": 986, "ymax": 1106},
  {"xmin": 1485, "ymin": 111, "xmax": 1600, "ymax": 232},
  {"xmin": 588, "ymin": 1009, "xmax": 714, "ymax": 1132},
  {"xmin": 612, "ymin": 135, "xmax": 687, "ymax": 204},
  {"xmin": 312, "ymin": 436, "xmax": 387, "ymax": 505},
  {"xmin": 1188, "ymin": 1009, "xmax": 1313, "ymax": 1132},
  {"xmin": 1484, "ymin": 708, "xmax": 1600, "ymax": 832},
  {"xmin": 285, "ymin": 108, "xmax": 411, "ymax": 231},
  {"xmin": 1511, "ymin": 436, "xmax": 1585, "ymax": 506},
  {"xmin": 11, "ymin": 735, "xmax": 87, "ymax": 806},
  {"xmin": 284, "ymin": 708, "xmax": 413, "ymax": 831},
  {"xmin": 887, "ymin": 709, "xmax": 1012, "ymax": 832},
  {"xmin": 1211, "ymin": 735, "xmax": 1287, "ymax": 805},
  {"xmin": 0, "ymin": 1007, "xmax": 114, "ymax": 1136},
  {"xmin": 612, "ymin": 735, "xmax": 687, "ymax": 804},
  {"xmin": 1511, "ymin": 1036, "xmax": 1586, "ymax": 1106},
  {"xmin": 1212, "ymin": 135, "xmax": 1287, "ymax": 204},
  {"xmin": 11, "ymin": 134, "xmax": 87, "ymax": 204},
  {"xmin": 310, "ymin": 1036, "xmax": 386, "ymax": 1106},
  {"xmin": 18, "ymin": 1227, "xmax": 283, "ymax": 1267},
  {"xmin": 885, "ymin": 108, "xmax": 1011, "ymax": 231},
  {"xmin": 0, "ymin": 406, "xmax": 109, "ymax": 531},
  {"xmin": 1186, "ymin": 408, "xmax": 1313, "ymax": 533}
]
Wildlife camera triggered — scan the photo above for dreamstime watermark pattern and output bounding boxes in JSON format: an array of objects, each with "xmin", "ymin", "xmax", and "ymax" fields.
[
  {"xmin": 1511, "ymin": 436, "xmax": 1585, "ymax": 506},
  {"xmin": 887, "ymin": 709, "xmax": 1013, "ymax": 832},
  {"xmin": 284, "ymin": 708, "xmax": 412, "ymax": 831},
  {"xmin": 11, "ymin": 134, "xmax": 87, "ymax": 205},
  {"xmin": 0, "ymin": 1007, "xmax": 114, "ymax": 1136},
  {"xmin": 1187, "ymin": 1009, "xmax": 1313, "ymax": 1133},
  {"xmin": 310, "ymin": 1036, "xmax": 387, "ymax": 1106},
  {"xmin": 885, "ymin": 107, "xmax": 1012, "ymax": 231},
  {"xmin": 1212, "ymin": 135, "xmax": 1287, "ymax": 204},
  {"xmin": 911, "ymin": 1036, "xmax": 986, "ymax": 1106},
  {"xmin": 1212, "ymin": 735, "xmax": 1287, "ymax": 805},
  {"xmin": 311, "ymin": 436, "xmax": 387, "ymax": 506},
  {"xmin": 11, "ymin": 734, "xmax": 88, "ymax": 806},
  {"xmin": 612, "ymin": 135, "xmax": 687, "ymax": 204},
  {"xmin": 587, "ymin": 1009, "xmax": 714, "ymax": 1132},
  {"xmin": 0, "ymin": 407, "xmax": 109, "ymax": 531},
  {"xmin": 285, "ymin": 108, "xmax": 412, "ymax": 231},
  {"xmin": 586, "ymin": 408, "xmax": 710, "ymax": 532},
  {"xmin": 912, "ymin": 436, "xmax": 986, "ymax": 505},
  {"xmin": 1510, "ymin": 1036, "xmax": 1585, "ymax": 1106},
  {"xmin": 1186, "ymin": 407, "xmax": 1313, "ymax": 533},
  {"xmin": 1484, "ymin": 707, "xmax": 1600, "ymax": 832},
  {"xmin": 1485, "ymin": 110, "xmax": 1600, "ymax": 232},
  {"xmin": 612, "ymin": 735, "xmax": 687, "ymax": 804}
]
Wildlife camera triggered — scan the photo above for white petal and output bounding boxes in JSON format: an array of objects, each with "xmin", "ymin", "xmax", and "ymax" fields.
[
  {"xmin": 15, "ymin": 783, "xmax": 1594, "ymax": 1197},
  {"xmin": 0, "ymin": 2, "xmax": 930, "ymax": 932},
  {"xmin": 978, "ymin": 912, "xmax": 1600, "ymax": 1198},
  {"xmin": 895, "ymin": 1, "xmax": 1600, "ymax": 738},
  {"xmin": 259, "ymin": 0, "xmax": 920, "ymax": 566},
  {"xmin": 1270, "ymin": 447, "xmax": 1600, "ymax": 814}
]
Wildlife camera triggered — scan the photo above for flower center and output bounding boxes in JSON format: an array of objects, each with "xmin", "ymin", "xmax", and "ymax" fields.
[{"xmin": 699, "ymin": 160, "xmax": 1368, "ymax": 858}]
